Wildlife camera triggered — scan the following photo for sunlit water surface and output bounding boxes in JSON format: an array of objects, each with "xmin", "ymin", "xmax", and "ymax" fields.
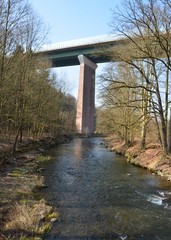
[{"xmin": 40, "ymin": 138, "xmax": 171, "ymax": 240}]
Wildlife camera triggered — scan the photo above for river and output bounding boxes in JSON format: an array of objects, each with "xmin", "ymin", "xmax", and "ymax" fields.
[{"xmin": 40, "ymin": 137, "xmax": 171, "ymax": 240}]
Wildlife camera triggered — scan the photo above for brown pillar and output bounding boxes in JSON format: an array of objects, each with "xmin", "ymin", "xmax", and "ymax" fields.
[{"xmin": 76, "ymin": 55, "xmax": 97, "ymax": 134}]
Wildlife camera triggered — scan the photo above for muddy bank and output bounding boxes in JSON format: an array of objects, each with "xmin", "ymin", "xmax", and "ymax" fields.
[
  {"xmin": 0, "ymin": 135, "xmax": 72, "ymax": 240},
  {"xmin": 0, "ymin": 134, "xmax": 72, "ymax": 168},
  {"xmin": 106, "ymin": 135, "xmax": 171, "ymax": 181}
]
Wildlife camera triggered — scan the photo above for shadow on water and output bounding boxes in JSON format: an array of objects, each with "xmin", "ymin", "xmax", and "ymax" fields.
[{"xmin": 39, "ymin": 138, "xmax": 171, "ymax": 240}]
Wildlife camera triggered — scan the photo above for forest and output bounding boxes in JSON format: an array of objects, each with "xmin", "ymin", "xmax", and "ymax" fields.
[{"xmin": 0, "ymin": 0, "xmax": 76, "ymax": 153}]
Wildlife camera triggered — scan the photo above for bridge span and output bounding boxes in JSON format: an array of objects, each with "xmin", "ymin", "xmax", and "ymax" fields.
[{"xmin": 39, "ymin": 34, "xmax": 124, "ymax": 134}]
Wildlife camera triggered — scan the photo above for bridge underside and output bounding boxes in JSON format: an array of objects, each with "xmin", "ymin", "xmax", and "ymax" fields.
[
  {"xmin": 51, "ymin": 54, "xmax": 109, "ymax": 67},
  {"xmin": 42, "ymin": 43, "xmax": 112, "ymax": 67}
]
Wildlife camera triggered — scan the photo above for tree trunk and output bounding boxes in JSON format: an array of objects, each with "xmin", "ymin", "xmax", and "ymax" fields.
[
  {"xmin": 12, "ymin": 127, "xmax": 20, "ymax": 155},
  {"xmin": 152, "ymin": 100, "xmax": 162, "ymax": 146},
  {"xmin": 167, "ymin": 108, "xmax": 171, "ymax": 153},
  {"xmin": 19, "ymin": 125, "xmax": 23, "ymax": 143}
]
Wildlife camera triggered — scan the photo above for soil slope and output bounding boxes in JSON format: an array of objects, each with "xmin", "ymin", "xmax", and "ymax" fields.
[{"xmin": 106, "ymin": 135, "xmax": 171, "ymax": 181}]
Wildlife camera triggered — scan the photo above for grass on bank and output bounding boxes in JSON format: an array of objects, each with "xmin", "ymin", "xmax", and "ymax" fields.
[
  {"xmin": 4, "ymin": 200, "xmax": 59, "ymax": 240},
  {"xmin": 0, "ymin": 152, "xmax": 59, "ymax": 240}
]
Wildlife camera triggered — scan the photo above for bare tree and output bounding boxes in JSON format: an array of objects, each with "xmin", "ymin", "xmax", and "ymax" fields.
[
  {"xmin": 98, "ymin": 63, "xmax": 144, "ymax": 144},
  {"xmin": 107, "ymin": 0, "xmax": 171, "ymax": 153}
]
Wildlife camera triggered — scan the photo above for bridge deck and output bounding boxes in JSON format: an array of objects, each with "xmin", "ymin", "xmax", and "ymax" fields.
[{"xmin": 38, "ymin": 34, "xmax": 124, "ymax": 67}]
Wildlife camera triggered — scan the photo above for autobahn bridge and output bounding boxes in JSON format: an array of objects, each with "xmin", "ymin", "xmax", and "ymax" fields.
[{"xmin": 38, "ymin": 34, "xmax": 124, "ymax": 134}]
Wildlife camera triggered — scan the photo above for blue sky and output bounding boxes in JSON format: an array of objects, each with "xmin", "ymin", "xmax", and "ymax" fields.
[
  {"xmin": 29, "ymin": 0, "xmax": 122, "ymax": 99},
  {"xmin": 30, "ymin": 0, "xmax": 121, "ymax": 42}
]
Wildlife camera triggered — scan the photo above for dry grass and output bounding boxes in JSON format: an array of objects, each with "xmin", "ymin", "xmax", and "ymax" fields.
[
  {"xmin": 0, "ymin": 140, "xmax": 60, "ymax": 239},
  {"xmin": 4, "ymin": 236, "xmax": 42, "ymax": 240},
  {"xmin": 18, "ymin": 175, "xmax": 44, "ymax": 194},
  {"xmin": 0, "ymin": 174, "xmax": 44, "ymax": 208},
  {"xmin": 5, "ymin": 199, "xmax": 59, "ymax": 239},
  {"xmin": 0, "ymin": 173, "xmax": 58, "ymax": 240}
]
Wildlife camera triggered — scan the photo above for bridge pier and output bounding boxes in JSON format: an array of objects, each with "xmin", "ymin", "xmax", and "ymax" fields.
[{"xmin": 76, "ymin": 55, "xmax": 97, "ymax": 134}]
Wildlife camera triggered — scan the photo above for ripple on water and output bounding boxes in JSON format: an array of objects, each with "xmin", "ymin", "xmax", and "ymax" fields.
[{"xmin": 41, "ymin": 138, "xmax": 171, "ymax": 240}]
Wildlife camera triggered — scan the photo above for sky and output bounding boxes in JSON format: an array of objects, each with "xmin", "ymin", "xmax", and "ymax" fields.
[{"xmin": 29, "ymin": 0, "xmax": 122, "ymax": 100}]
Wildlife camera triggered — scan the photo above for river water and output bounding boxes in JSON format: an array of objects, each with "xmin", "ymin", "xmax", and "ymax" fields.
[{"xmin": 40, "ymin": 137, "xmax": 171, "ymax": 240}]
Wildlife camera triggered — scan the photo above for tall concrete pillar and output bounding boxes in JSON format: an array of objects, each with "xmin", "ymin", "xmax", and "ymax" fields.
[{"xmin": 76, "ymin": 55, "xmax": 97, "ymax": 134}]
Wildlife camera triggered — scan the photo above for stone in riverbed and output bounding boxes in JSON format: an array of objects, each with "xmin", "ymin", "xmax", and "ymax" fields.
[{"xmin": 50, "ymin": 217, "xmax": 58, "ymax": 223}]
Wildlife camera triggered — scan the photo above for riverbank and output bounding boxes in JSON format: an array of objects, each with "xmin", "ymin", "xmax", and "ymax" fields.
[
  {"xmin": 105, "ymin": 134, "xmax": 171, "ymax": 181},
  {"xmin": 0, "ymin": 135, "xmax": 72, "ymax": 240}
]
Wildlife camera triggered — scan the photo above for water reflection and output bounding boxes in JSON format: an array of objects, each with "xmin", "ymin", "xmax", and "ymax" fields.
[
  {"xmin": 41, "ymin": 138, "xmax": 171, "ymax": 240},
  {"xmin": 73, "ymin": 139, "xmax": 82, "ymax": 161}
]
